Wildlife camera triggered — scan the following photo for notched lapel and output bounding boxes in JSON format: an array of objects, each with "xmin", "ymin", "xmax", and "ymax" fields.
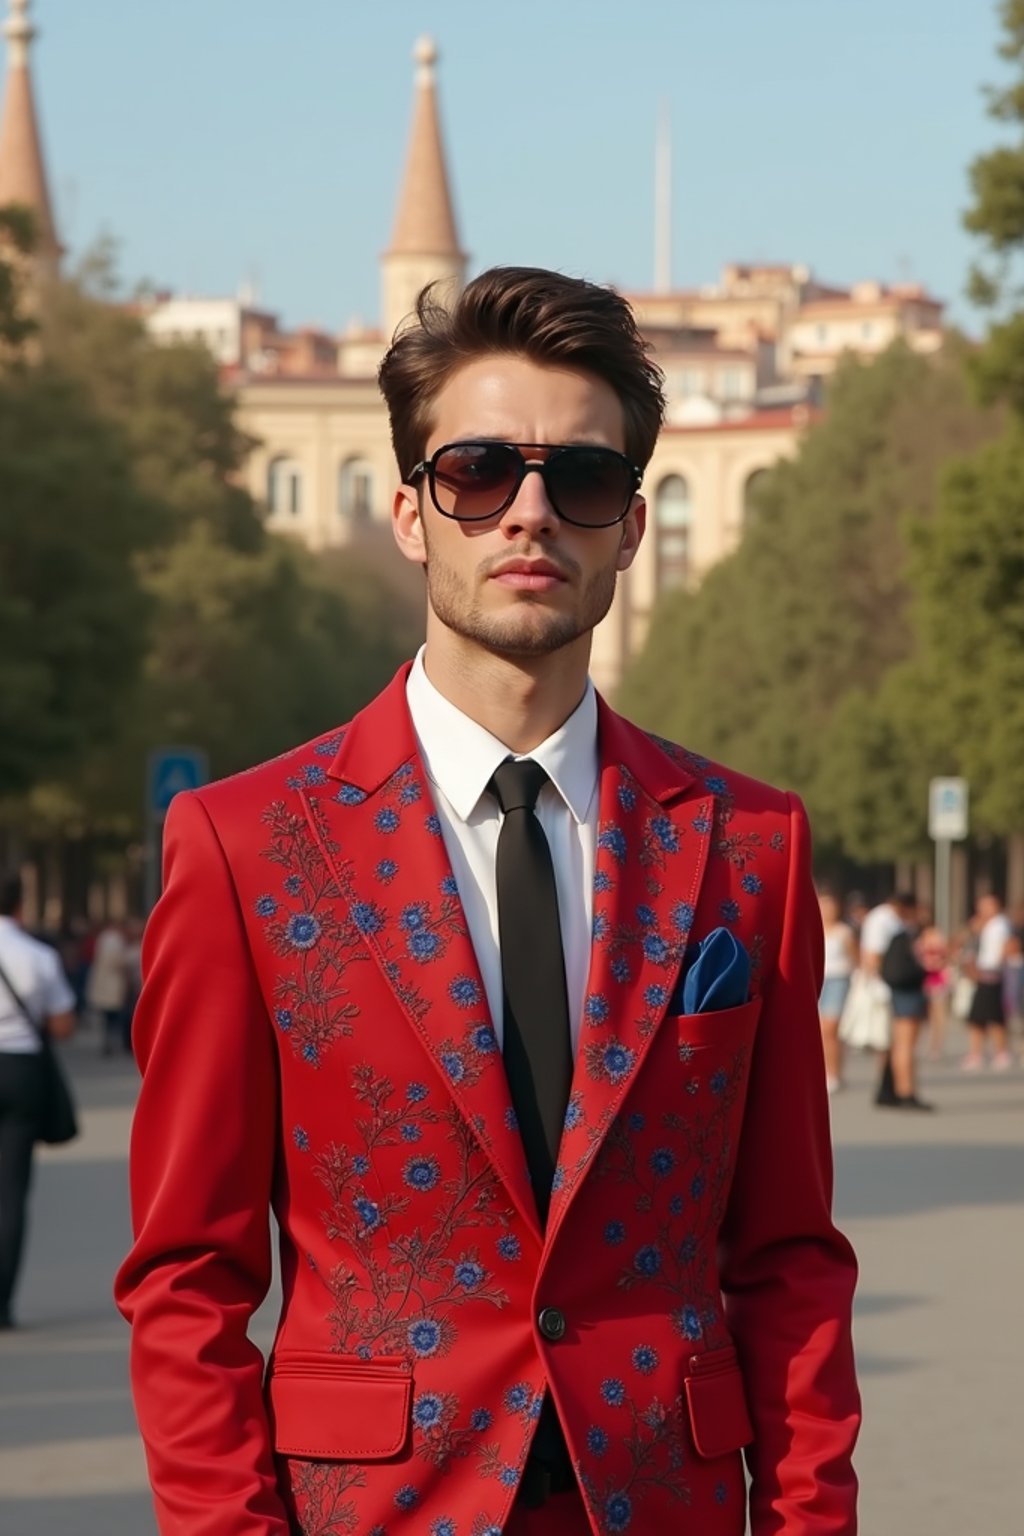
[
  {"xmin": 547, "ymin": 717, "xmax": 714, "ymax": 1239},
  {"xmin": 301, "ymin": 686, "xmax": 540, "ymax": 1240}
]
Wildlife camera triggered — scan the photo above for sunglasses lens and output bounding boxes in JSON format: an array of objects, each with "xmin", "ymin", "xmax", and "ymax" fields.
[
  {"xmin": 432, "ymin": 443, "xmax": 520, "ymax": 519},
  {"xmin": 547, "ymin": 448, "xmax": 634, "ymax": 526}
]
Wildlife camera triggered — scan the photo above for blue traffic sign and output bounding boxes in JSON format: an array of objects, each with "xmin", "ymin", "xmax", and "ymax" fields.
[{"xmin": 147, "ymin": 746, "xmax": 209, "ymax": 815}]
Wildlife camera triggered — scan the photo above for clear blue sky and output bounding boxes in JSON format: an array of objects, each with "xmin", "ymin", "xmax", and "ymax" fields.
[{"xmin": 28, "ymin": 0, "xmax": 1006, "ymax": 332}]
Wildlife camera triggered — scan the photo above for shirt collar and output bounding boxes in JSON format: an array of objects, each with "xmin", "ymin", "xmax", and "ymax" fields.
[{"xmin": 406, "ymin": 646, "xmax": 599, "ymax": 824}]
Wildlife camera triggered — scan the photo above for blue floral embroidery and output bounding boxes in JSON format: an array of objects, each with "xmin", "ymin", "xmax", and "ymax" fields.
[
  {"xmin": 254, "ymin": 894, "xmax": 277, "ymax": 917},
  {"xmin": 600, "ymin": 1378, "xmax": 626, "ymax": 1406}
]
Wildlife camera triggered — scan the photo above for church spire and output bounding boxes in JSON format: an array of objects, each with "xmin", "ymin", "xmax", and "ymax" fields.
[
  {"xmin": 381, "ymin": 37, "xmax": 466, "ymax": 340},
  {"xmin": 0, "ymin": 0, "xmax": 60, "ymax": 271}
]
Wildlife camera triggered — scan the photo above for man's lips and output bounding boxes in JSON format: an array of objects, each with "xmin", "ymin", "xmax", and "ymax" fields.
[{"xmin": 488, "ymin": 559, "xmax": 569, "ymax": 592}]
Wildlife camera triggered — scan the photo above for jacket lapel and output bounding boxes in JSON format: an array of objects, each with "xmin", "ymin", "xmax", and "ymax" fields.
[
  {"xmin": 300, "ymin": 666, "xmax": 540, "ymax": 1241},
  {"xmin": 546, "ymin": 701, "xmax": 715, "ymax": 1241}
]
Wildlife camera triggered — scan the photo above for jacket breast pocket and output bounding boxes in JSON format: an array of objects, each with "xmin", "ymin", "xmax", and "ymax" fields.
[
  {"xmin": 672, "ymin": 996, "xmax": 762, "ymax": 1053},
  {"xmin": 266, "ymin": 1351, "xmax": 412, "ymax": 1461},
  {"xmin": 684, "ymin": 1344, "xmax": 754, "ymax": 1459}
]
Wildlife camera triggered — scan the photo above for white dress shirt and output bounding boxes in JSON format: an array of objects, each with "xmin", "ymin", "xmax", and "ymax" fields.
[
  {"xmin": 0, "ymin": 917, "xmax": 75, "ymax": 1054},
  {"xmin": 406, "ymin": 648, "xmax": 598, "ymax": 1054}
]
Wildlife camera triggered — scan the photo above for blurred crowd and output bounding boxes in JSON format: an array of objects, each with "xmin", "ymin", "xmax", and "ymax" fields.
[
  {"xmin": 816, "ymin": 888, "xmax": 1021, "ymax": 1112},
  {"xmin": 48, "ymin": 917, "xmax": 145, "ymax": 1058}
]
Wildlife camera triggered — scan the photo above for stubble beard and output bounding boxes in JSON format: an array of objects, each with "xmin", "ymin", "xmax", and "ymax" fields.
[{"xmin": 423, "ymin": 537, "xmax": 620, "ymax": 660}]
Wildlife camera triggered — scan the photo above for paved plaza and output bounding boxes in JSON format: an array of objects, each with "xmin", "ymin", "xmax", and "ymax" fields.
[{"xmin": 0, "ymin": 1020, "xmax": 1020, "ymax": 1534}]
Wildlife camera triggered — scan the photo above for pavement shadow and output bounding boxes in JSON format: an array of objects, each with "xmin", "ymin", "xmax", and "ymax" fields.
[{"xmin": 834, "ymin": 1142, "xmax": 1024, "ymax": 1219}]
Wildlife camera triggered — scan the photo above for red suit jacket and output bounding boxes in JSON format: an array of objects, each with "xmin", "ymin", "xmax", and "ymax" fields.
[{"xmin": 116, "ymin": 665, "xmax": 859, "ymax": 1535}]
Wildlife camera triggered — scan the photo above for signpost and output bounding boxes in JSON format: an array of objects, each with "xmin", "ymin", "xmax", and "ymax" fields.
[
  {"xmin": 144, "ymin": 746, "xmax": 209, "ymax": 913},
  {"xmin": 928, "ymin": 777, "xmax": 968, "ymax": 938}
]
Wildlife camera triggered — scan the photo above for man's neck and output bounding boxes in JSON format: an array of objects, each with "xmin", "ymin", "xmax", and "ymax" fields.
[{"xmin": 422, "ymin": 634, "xmax": 592, "ymax": 754}]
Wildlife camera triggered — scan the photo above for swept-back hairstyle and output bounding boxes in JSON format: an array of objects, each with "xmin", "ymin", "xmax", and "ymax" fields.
[{"xmin": 378, "ymin": 266, "xmax": 665, "ymax": 480}]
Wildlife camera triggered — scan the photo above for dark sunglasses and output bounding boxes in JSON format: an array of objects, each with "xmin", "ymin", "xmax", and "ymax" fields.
[{"xmin": 408, "ymin": 441, "xmax": 642, "ymax": 529}]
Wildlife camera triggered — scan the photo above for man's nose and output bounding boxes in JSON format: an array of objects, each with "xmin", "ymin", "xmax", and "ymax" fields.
[{"xmin": 499, "ymin": 462, "xmax": 559, "ymax": 535}]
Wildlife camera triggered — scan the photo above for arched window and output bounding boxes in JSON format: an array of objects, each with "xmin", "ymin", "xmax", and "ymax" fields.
[
  {"xmin": 655, "ymin": 475, "xmax": 693, "ymax": 591},
  {"xmin": 743, "ymin": 468, "xmax": 770, "ymax": 526},
  {"xmin": 339, "ymin": 457, "xmax": 374, "ymax": 524},
  {"xmin": 267, "ymin": 456, "xmax": 303, "ymax": 517}
]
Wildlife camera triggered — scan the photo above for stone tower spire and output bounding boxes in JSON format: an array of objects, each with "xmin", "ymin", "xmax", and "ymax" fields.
[
  {"xmin": 381, "ymin": 37, "xmax": 466, "ymax": 340},
  {"xmin": 0, "ymin": 0, "xmax": 60, "ymax": 274}
]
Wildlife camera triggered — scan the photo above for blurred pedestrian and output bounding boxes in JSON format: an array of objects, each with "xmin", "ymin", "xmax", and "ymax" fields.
[
  {"xmin": 86, "ymin": 919, "xmax": 131, "ymax": 1055},
  {"xmin": 919, "ymin": 922, "xmax": 950, "ymax": 1060},
  {"xmin": 818, "ymin": 890, "xmax": 856, "ymax": 1094},
  {"xmin": 0, "ymin": 872, "xmax": 76, "ymax": 1329},
  {"xmin": 861, "ymin": 891, "xmax": 932, "ymax": 1110},
  {"xmin": 963, "ymin": 892, "xmax": 1014, "ymax": 1071}
]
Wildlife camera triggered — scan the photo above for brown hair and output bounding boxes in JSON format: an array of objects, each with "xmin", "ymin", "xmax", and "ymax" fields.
[{"xmin": 378, "ymin": 266, "xmax": 666, "ymax": 479}]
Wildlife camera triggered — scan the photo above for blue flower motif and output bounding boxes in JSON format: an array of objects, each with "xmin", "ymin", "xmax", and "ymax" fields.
[
  {"xmin": 692, "ymin": 814, "xmax": 712, "ymax": 834},
  {"xmin": 394, "ymin": 763, "xmax": 414, "ymax": 781},
  {"xmin": 587, "ymin": 1425, "xmax": 609, "ymax": 1456},
  {"xmin": 353, "ymin": 1154, "xmax": 370, "ymax": 1174},
  {"xmin": 602, "ymin": 1042, "xmax": 634, "ymax": 1082},
  {"xmin": 408, "ymin": 929, "xmax": 442, "ymax": 962},
  {"xmin": 499, "ymin": 1466, "xmax": 519, "ymax": 1486},
  {"xmin": 314, "ymin": 735, "xmax": 341, "ymax": 757},
  {"xmin": 408, "ymin": 1318, "xmax": 441, "ymax": 1356},
  {"xmin": 720, "ymin": 899, "xmax": 741, "ymax": 923},
  {"xmin": 564, "ymin": 1095, "xmax": 583, "ymax": 1130},
  {"xmin": 672, "ymin": 902, "xmax": 695, "ymax": 933},
  {"xmin": 598, "ymin": 827, "xmax": 628, "ymax": 864},
  {"xmin": 286, "ymin": 913, "xmax": 320, "ymax": 950},
  {"xmin": 283, "ymin": 874, "xmax": 303, "ymax": 896},
  {"xmin": 633, "ymin": 1244, "xmax": 662, "ymax": 1277},
  {"xmin": 600, "ymin": 1378, "xmax": 626, "ymax": 1407},
  {"xmin": 425, "ymin": 814, "xmax": 442, "ymax": 837},
  {"xmin": 617, "ymin": 784, "xmax": 637, "ymax": 811},
  {"xmin": 710, "ymin": 1068, "xmax": 728, "ymax": 1094},
  {"xmin": 399, "ymin": 782, "xmax": 422, "ymax": 806},
  {"xmin": 449, "ymin": 975, "xmax": 481, "ymax": 1008},
  {"xmin": 432, "ymin": 1526, "xmax": 456, "ymax": 1536},
  {"xmin": 275, "ymin": 1008, "xmax": 292, "ymax": 1032},
  {"xmin": 337, "ymin": 783, "xmax": 366, "ymax": 805},
  {"xmin": 649, "ymin": 1147, "xmax": 675, "ymax": 1177},
  {"xmin": 741, "ymin": 872, "xmax": 763, "ymax": 895},
  {"xmin": 301, "ymin": 1042, "xmax": 320, "ymax": 1066},
  {"xmin": 413, "ymin": 1392, "xmax": 444, "ymax": 1429},
  {"xmin": 642, "ymin": 933, "xmax": 670, "ymax": 964},
  {"xmin": 375, "ymin": 858, "xmax": 398, "ymax": 882},
  {"xmin": 354, "ymin": 1196, "xmax": 381, "ymax": 1232},
  {"xmin": 292, "ymin": 1126, "xmax": 309, "ymax": 1151},
  {"xmin": 650, "ymin": 815, "xmax": 678, "ymax": 852},
  {"xmin": 632, "ymin": 1344, "xmax": 658, "ymax": 1374},
  {"xmin": 551, "ymin": 1167, "xmax": 565, "ymax": 1192},
  {"xmin": 669, "ymin": 1194, "xmax": 684, "ymax": 1217},
  {"xmin": 704, "ymin": 775, "xmax": 729, "ymax": 795},
  {"xmin": 254, "ymin": 894, "xmax": 277, "ymax": 917},
  {"xmin": 635, "ymin": 903, "xmax": 656, "ymax": 928},
  {"xmin": 678, "ymin": 1235, "xmax": 697, "ymax": 1262},
  {"xmin": 400, "ymin": 902, "xmax": 428, "ymax": 931},
  {"xmin": 594, "ymin": 870, "xmax": 613, "ymax": 893},
  {"xmin": 585, "ymin": 993, "xmax": 609, "ymax": 1024},
  {"xmin": 611, "ymin": 955, "xmax": 631, "ymax": 984},
  {"xmin": 394, "ymin": 1484, "xmax": 419, "ymax": 1510},
  {"xmin": 504, "ymin": 1106, "xmax": 518, "ymax": 1131},
  {"xmin": 440, "ymin": 873, "xmax": 459, "ymax": 896},
  {"xmin": 375, "ymin": 807, "xmax": 400, "ymax": 834},
  {"xmin": 628, "ymin": 1111, "xmax": 645, "ymax": 1131},
  {"xmin": 604, "ymin": 1219, "xmax": 625, "ymax": 1245},
  {"xmin": 399, "ymin": 1122, "xmax": 421, "ymax": 1142},
  {"xmin": 471, "ymin": 1024, "xmax": 497, "ymax": 1054},
  {"xmin": 441, "ymin": 1051, "xmax": 466, "ymax": 1083},
  {"xmin": 471, "ymin": 1407, "xmax": 493, "ymax": 1431},
  {"xmin": 606, "ymin": 1490, "xmax": 633, "ymax": 1531},
  {"xmin": 351, "ymin": 901, "xmax": 384, "ymax": 936},
  {"xmin": 593, "ymin": 912, "xmax": 611, "ymax": 942},
  {"xmin": 677, "ymin": 1305, "xmax": 703, "ymax": 1341},
  {"xmin": 497, "ymin": 1233, "xmax": 521, "ymax": 1261},
  {"xmin": 643, "ymin": 983, "xmax": 668, "ymax": 1008},
  {"xmin": 303, "ymin": 764, "xmax": 327, "ymax": 786},
  {"xmin": 407, "ymin": 1081, "xmax": 428, "ymax": 1102},
  {"xmin": 691, "ymin": 1173, "xmax": 706, "ymax": 1199},
  {"xmin": 715, "ymin": 1481, "xmax": 729, "ymax": 1504},
  {"xmin": 454, "ymin": 1261, "xmax": 484, "ymax": 1289},
  {"xmin": 404, "ymin": 1156, "xmax": 440, "ymax": 1192},
  {"xmin": 504, "ymin": 1383, "xmax": 531, "ymax": 1413}
]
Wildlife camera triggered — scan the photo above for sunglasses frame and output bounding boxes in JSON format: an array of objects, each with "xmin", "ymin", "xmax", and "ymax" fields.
[{"xmin": 407, "ymin": 440, "xmax": 643, "ymax": 529}]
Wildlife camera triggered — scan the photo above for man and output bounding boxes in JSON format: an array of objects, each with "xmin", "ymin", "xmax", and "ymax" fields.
[
  {"xmin": 859, "ymin": 890, "xmax": 931, "ymax": 1110},
  {"xmin": 963, "ymin": 891, "xmax": 1013, "ymax": 1071},
  {"xmin": 0, "ymin": 873, "xmax": 76, "ymax": 1329},
  {"xmin": 116, "ymin": 268, "xmax": 859, "ymax": 1535}
]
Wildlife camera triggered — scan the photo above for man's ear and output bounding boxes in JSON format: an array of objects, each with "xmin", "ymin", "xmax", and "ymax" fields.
[
  {"xmin": 392, "ymin": 483, "xmax": 427, "ymax": 567},
  {"xmin": 616, "ymin": 494, "xmax": 646, "ymax": 571}
]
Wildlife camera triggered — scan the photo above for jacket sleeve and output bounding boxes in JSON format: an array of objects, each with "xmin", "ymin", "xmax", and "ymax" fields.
[
  {"xmin": 114, "ymin": 791, "xmax": 290, "ymax": 1534},
  {"xmin": 718, "ymin": 794, "xmax": 860, "ymax": 1535}
]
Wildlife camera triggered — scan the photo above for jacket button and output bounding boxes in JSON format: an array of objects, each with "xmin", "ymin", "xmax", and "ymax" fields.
[{"xmin": 537, "ymin": 1306, "xmax": 566, "ymax": 1341}]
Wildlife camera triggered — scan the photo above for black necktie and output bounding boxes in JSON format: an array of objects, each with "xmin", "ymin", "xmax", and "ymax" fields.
[{"xmin": 490, "ymin": 758, "xmax": 573, "ymax": 1227}]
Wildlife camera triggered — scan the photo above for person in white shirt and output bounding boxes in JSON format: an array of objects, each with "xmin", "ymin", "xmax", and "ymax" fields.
[
  {"xmin": 0, "ymin": 873, "xmax": 76, "ymax": 1328},
  {"xmin": 817, "ymin": 891, "xmax": 856, "ymax": 1094},
  {"xmin": 859, "ymin": 891, "xmax": 932, "ymax": 1110},
  {"xmin": 964, "ymin": 892, "xmax": 1014, "ymax": 1071}
]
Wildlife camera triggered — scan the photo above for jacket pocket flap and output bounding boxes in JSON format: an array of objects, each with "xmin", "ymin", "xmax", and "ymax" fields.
[
  {"xmin": 673, "ymin": 996, "xmax": 762, "ymax": 1049},
  {"xmin": 267, "ymin": 1355, "xmax": 412, "ymax": 1460},
  {"xmin": 684, "ymin": 1352, "xmax": 754, "ymax": 1459}
]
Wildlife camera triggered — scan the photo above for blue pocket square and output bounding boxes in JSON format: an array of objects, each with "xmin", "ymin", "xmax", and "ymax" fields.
[{"xmin": 672, "ymin": 927, "xmax": 751, "ymax": 1014}]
